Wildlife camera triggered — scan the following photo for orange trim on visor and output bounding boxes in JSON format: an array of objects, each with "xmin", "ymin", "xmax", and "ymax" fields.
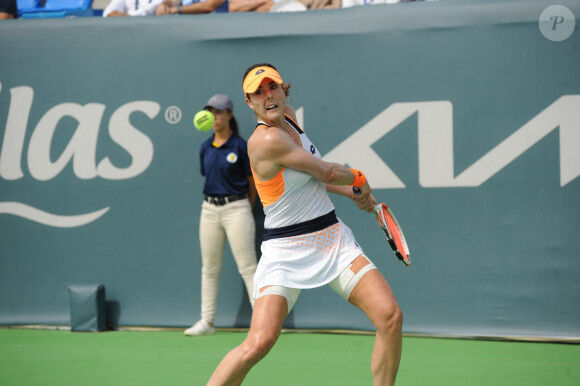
[{"xmin": 243, "ymin": 66, "xmax": 284, "ymax": 94}]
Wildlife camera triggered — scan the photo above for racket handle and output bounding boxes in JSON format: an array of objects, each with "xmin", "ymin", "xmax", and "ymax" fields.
[{"xmin": 352, "ymin": 187, "xmax": 361, "ymax": 195}]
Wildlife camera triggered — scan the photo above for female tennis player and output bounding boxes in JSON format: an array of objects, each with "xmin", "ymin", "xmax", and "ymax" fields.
[{"xmin": 207, "ymin": 63, "xmax": 403, "ymax": 386}]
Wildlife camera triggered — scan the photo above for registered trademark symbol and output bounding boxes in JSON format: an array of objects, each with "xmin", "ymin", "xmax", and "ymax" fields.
[
  {"xmin": 539, "ymin": 5, "xmax": 575, "ymax": 42},
  {"xmin": 164, "ymin": 106, "xmax": 182, "ymax": 124}
]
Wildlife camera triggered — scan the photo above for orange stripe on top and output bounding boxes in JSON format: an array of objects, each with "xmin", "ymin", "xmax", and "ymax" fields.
[
  {"xmin": 251, "ymin": 122, "xmax": 288, "ymax": 207},
  {"xmin": 251, "ymin": 165, "xmax": 285, "ymax": 207}
]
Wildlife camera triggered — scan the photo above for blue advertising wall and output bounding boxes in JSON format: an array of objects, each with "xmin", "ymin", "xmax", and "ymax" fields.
[{"xmin": 1, "ymin": 0, "xmax": 579, "ymax": 339}]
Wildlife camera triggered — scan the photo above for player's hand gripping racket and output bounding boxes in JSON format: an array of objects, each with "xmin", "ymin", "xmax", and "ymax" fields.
[{"xmin": 353, "ymin": 187, "xmax": 411, "ymax": 266}]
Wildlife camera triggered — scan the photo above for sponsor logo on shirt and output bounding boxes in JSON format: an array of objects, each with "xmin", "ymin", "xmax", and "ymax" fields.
[{"xmin": 227, "ymin": 152, "xmax": 238, "ymax": 163}]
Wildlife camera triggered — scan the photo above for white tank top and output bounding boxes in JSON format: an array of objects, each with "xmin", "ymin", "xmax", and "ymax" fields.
[{"xmin": 253, "ymin": 116, "xmax": 335, "ymax": 230}]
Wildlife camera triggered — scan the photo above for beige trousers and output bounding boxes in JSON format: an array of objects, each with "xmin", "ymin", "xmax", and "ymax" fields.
[{"xmin": 199, "ymin": 199, "xmax": 257, "ymax": 323}]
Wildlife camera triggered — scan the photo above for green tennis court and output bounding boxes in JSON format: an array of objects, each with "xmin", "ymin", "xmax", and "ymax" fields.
[{"xmin": 1, "ymin": 328, "xmax": 579, "ymax": 385}]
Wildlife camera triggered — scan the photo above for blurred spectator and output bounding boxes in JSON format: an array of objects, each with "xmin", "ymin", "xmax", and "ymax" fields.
[
  {"xmin": 154, "ymin": 0, "xmax": 322, "ymax": 14},
  {"xmin": 297, "ymin": 0, "xmax": 339, "ymax": 9},
  {"xmin": 229, "ymin": 0, "xmax": 273, "ymax": 12},
  {"xmin": 103, "ymin": 0, "xmax": 164, "ymax": 16},
  {"xmin": 343, "ymin": 0, "xmax": 419, "ymax": 7},
  {"xmin": 156, "ymin": 0, "xmax": 227, "ymax": 15},
  {"xmin": 269, "ymin": 0, "xmax": 305, "ymax": 12},
  {"xmin": 0, "ymin": 0, "xmax": 17, "ymax": 19}
]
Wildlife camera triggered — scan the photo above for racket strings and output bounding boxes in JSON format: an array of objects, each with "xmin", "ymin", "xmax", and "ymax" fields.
[
  {"xmin": 384, "ymin": 211, "xmax": 410, "ymax": 256},
  {"xmin": 373, "ymin": 206, "xmax": 388, "ymax": 230},
  {"xmin": 372, "ymin": 203, "xmax": 411, "ymax": 266},
  {"xmin": 379, "ymin": 204, "xmax": 411, "ymax": 266}
]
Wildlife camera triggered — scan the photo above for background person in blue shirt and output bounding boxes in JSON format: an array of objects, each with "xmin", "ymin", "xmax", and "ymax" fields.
[
  {"xmin": 185, "ymin": 94, "xmax": 258, "ymax": 336},
  {"xmin": 0, "ymin": 0, "xmax": 17, "ymax": 19}
]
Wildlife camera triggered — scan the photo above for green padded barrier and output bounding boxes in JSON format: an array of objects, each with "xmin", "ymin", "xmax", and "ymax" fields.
[{"xmin": 68, "ymin": 284, "xmax": 106, "ymax": 332}]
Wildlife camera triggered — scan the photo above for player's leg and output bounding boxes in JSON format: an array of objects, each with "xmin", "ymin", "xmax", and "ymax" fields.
[
  {"xmin": 206, "ymin": 292, "xmax": 288, "ymax": 386},
  {"xmin": 330, "ymin": 255, "xmax": 402, "ymax": 386},
  {"xmin": 223, "ymin": 200, "xmax": 258, "ymax": 307},
  {"xmin": 350, "ymin": 257, "xmax": 402, "ymax": 386}
]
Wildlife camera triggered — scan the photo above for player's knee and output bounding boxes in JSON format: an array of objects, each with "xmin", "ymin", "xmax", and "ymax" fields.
[
  {"xmin": 375, "ymin": 303, "xmax": 403, "ymax": 333},
  {"xmin": 242, "ymin": 333, "xmax": 278, "ymax": 365},
  {"xmin": 392, "ymin": 305, "xmax": 403, "ymax": 329}
]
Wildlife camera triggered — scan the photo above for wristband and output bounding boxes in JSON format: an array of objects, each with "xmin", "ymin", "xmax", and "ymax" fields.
[{"xmin": 349, "ymin": 168, "xmax": 366, "ymax": 188}]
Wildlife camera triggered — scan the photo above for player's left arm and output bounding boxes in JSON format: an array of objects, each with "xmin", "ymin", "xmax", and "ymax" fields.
[
  {"xmin": 327, "ymin": 183, "xmax": 375, "ymax": 212},
  {"xmin": 280, "ymin": 147, "xmax": 353, "ymax": 186},
  {"xmin": 275, "ymin": 141, "xmax": 374, "ymax": 211}
]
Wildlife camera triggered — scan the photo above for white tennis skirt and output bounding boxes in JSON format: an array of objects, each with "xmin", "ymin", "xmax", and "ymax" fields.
[{"xmin": 253, "ymin": 218, "xmax": 364, "ymax": 299}]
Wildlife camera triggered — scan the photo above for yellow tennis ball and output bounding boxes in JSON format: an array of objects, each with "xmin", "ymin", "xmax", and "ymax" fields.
[{"xmin": 194, "ymin": 110, "xmax": 215, "ymax": 132}]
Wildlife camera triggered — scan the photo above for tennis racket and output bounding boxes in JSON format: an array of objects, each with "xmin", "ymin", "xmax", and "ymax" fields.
[{"xmin": 353, "ymin": 187, "xmax": 411, "ymax": 266}]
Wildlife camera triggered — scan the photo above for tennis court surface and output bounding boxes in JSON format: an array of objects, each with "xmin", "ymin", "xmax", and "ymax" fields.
[{"xmin": 1, "ymin": 328, "xmax": 579, "ymax": 385}]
